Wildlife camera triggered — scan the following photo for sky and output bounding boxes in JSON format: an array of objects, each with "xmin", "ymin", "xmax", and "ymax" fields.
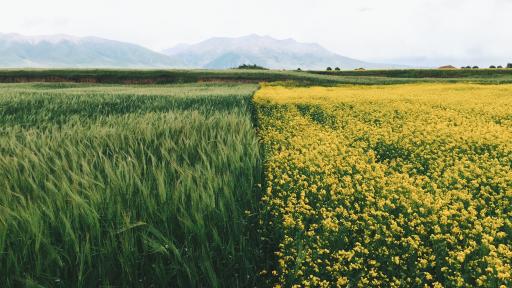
[{"xmin": 1, "ymin": 0, "xmax": 511, "ymax": 66}]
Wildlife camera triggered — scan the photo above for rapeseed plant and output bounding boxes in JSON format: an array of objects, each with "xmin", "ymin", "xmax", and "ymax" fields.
[{"xmin": 255, "ymin": 83, "xmax": 512, "ymax": 287}]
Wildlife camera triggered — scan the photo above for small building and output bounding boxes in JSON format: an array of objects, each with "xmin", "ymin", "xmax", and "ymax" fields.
[{"xmin": 438, "ymin": 65, "xmax": 457, "ymax": 69}]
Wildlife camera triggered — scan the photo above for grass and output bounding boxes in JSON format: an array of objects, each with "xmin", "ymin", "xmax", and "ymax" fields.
[
  {"xmin": 0, "ymin": 83, "xmax": 263, "ymax": 287},
  {"xmin": 1, "ymin": 68, "xmax": 512, "ymax": 86}
]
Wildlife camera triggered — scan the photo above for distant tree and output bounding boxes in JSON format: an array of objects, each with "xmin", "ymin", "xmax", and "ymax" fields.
[
  {"xmin": 326, "ymin": 67, "xmax": 332, "ymax": 71},
  {"xmin": 297, "ymin": 68, "xmax": 302, "ymax": 71},
  {"xmin": 507, "ymin": 63, "xmax": 512, "ymax": 69},
  {"xmin": 472, "ymin": 66, "xmax": 479, "ymax": 69},
  {"xmin": 465, "ymin": 66, "xmax": 472, "ymax": 69},
  {"xmin": 335, "ymin": 67, "xmax": 341, "ymax": 71},
  {"xmin": 497, "ymin": 65, "xmax": 503, "ymax": 69},
  {"xmin": 489, "ymin": 65, "xmax": 496, "ymax": 69},
  {"xmin": 236, "ymin": 64, "xmax": 268, "ymax": 70}
]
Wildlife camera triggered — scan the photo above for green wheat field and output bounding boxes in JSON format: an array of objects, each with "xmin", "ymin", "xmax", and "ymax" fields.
[{"xmin": 0, "ymin": 82, "xmax": 263, "ymax": 287}]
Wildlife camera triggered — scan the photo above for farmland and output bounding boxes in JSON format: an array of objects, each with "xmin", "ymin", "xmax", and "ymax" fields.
[
  {"xmin": 0, "ymin": 74, "xmax": 511, "ymax": 287},
  {"xmin": 0, "ymin": 83, "xmax": 263, "ymax": 287},
  {"xmin": 1, "ymin": 68, "xmax": 512, "ymax": 86},
  {"xmin": 255, "ymin": 84, "xmax": 512, "ymax": 287}
]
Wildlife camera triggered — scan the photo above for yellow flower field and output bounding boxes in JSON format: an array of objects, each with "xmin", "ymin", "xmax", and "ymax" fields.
[{"xmin": 255, "ymin": 83, "xmax": 512, "ymax": 287}]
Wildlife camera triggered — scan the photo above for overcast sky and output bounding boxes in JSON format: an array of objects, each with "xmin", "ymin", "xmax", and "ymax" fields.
[{"xmin": 2, "ymin": 0, "xmax": 511, "ymax": 66}]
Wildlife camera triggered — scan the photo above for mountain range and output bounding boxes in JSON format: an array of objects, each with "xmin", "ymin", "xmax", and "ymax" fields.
[
  {"xmin": 0, "ymin": 33, "xmax": 396, "ymax": 69},
  {"xmin": 161, "ymin": 34, "xmax": 387, "ymax": 69},
  {"xmin": 0, "ymin": 33, "xmax": 181, "ymax": 68}
]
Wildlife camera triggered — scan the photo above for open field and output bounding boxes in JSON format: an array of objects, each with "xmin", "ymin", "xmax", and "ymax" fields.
[
  {"xmin": 255, "ymin": 84, "xmax": 512, "ymax": 287},
  {"xmin": 1, "ymin": 73, "xmax": 512, "ymax": 287},
  {"xmin": 1, "ymin": 68, "xmax": 512, "ymax": 86},
  {"xmin": 0, "ymin": 83, "xmax": 263, "ymax": 287},
  {"xmin": 312, "ymin": 68, "xmax": 512, "ymax": 79}
]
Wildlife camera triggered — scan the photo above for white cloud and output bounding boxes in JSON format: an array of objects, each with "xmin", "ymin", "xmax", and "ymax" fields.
[{"xmin": 1, "ymin": 0, "xmax": 511, "ymax": 65}]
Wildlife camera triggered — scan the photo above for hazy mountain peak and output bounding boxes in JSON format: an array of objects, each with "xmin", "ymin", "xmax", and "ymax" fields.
[
  {"xmin": 162, "ymin": 34, "xmax": 387, "ymax": 69},
  {"xmin": 0, "ymin": 33, "xmax": 182, "ymax": 68},
  {"xmin": 0, "ymin": 33, "xmax": 84, "ymax": 45}
]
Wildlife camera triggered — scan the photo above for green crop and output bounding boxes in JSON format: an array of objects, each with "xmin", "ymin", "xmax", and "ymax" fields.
[{"xmin": 0, "ymin": 83, "xmax": 263, "ymax": 287}]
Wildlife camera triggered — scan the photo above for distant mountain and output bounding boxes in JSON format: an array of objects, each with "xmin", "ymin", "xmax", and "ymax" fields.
[
  {"xmin": 0, "ymin": 33, "xmax": 182, "ymax": 68},
  {"xmin": 0, "ymin": 33, "xmax": 402, "ymax": 69},
  {"xmin": 162, "ymin": 34, "xmax": 395, "ymax": 70}
]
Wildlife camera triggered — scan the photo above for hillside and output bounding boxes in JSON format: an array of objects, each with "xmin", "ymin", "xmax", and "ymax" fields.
[
  {"xmin": 0, "ymin": 33, "xmax": 182, "ymax": 68},
  {"xmin": 162, "ymin": 35, "xmax": 394, "ymax": 70}
]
